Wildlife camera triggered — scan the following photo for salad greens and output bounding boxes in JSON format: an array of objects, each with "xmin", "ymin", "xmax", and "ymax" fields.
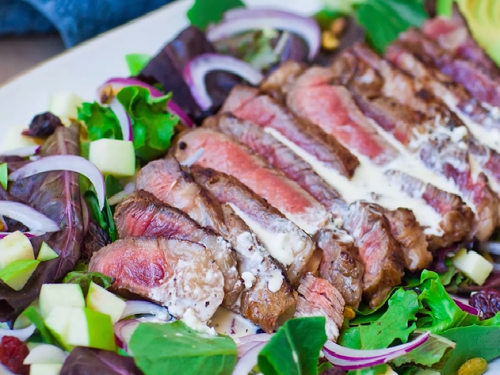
[
  {"xmin": 77, "ymin": 102, "xmax": 123, "ymax": 141},
  {"xmin": 129, "ymin": 321, "xmax": 238, "ymax": 375},
  {"xmin": 0, "ymin": 163, "xmax": 7, "ymax": 190},
  {"xmin": 62, "ymin": 270, "xmax": 113, "ymax": 295},
  {"xmin": 23, "ymin": 306, "xmax": 56, "ymax": 345},
  {"xmin": 125, "ymin": 54, "xmax": 151, "ymax": 76},
  {"xmin": 187, "ymin": 0, "xmax": 244, "ymax": 30},
  {"xmin": 258, "ymin": 317, "xmax": 328, "ymax": 375}
]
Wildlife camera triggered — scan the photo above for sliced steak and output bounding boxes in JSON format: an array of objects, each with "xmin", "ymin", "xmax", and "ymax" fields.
[
  {"xmin": 344, "ymin": 202, "xmax": 405, "ymax": 308},
  {"xmin": 175, "ymin": 128, "xmax": 330, "ymax": 234},
  {"xmin": 114, "ymin": 191, "xmax": 242, "ymax": 307},
  {"xmin": 189, "ymin": 166, "xmax": 320, "ymax": 285},
  {"xmin": 314, "ymin": 229, "xmax": 364, "ymax": 308},
  {"xmin": 222, "ymin": 85, "xmax": 359, "ymax": 178},
  {"xmin": 88, "ymin": 238, "xmax": 224, "ymax": 322},
  {"xmin": 80, "ymin": 220, "xmax": 111, "ymax": 263},
  {"xmin": 260, "ymin": 61, "xmax": 306, "ymax": 102},
  {"xmin": 294, "ymin": 274, "xmax": 345, "ymax": 342}
]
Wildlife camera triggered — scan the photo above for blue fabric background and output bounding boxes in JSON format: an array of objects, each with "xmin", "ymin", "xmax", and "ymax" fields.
[{"xmin": 0, "ymin": 0, "xmax": 174, "ymax": 47}]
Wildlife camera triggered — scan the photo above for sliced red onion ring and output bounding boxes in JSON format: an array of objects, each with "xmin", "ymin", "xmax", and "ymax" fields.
[
  {"xmin": 98, "ymin": 77, "xmax": 195, "ymax": 128},
  {"xmin": 235, "ymin": 333, "xmax": 272, "ymax": 346},
  {"xmin": 108, "ymin": 182, "xmax": 136, "ymax": 206},
  {"xmin": 0, "ymin": 146, "xmax": 40, "ymax": 158},
  {"xmin": 0, "ymin": 202, "xmax": 59, "ymax": 236},
  {"xmin": 114, "ymin": 319, "xmax": 140, "ymax": 352},
  {"xmin": 183, "ymin": 54, "xmax": 263, "ymax": 110},
  {"xmin": 232, "ymin": 341, "xmax": 267, "ymax": 375},
  {"xmin": 120, "ymin": 300, "xmax": 170, "ymax": 320},
  {"xmin": 452, "ymin": 297, "xmax": 481, "ymax": 316},
  {"xmin": 179, "ymin": 148, "xmax": 204, "ymax": 167},
  {"xmin": 207, "ymin": 9, "xmax": 320, "ymax": 60},
  {"xmin": 0, "ymin": 232, "xmax": 36, "ymax": 239},
  {"xmin": 0, "ymin": 324, "xmax": 36, "ymax": 342},
  {"xmin": 23, "ymin": 344, "xmax": 68, "ymax": 365},
  {"xmin": 109, "ymin": 100, "xmax": 133, "ymax": 141},
  {"xmin": 10, "ymin": 155, "xmax": 105, "ymax": 210},
  {"xmin": 323, "ymin": 331, "xmax": 430, "ymax": 370}
]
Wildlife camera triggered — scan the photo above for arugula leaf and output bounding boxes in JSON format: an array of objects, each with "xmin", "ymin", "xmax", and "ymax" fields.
[
  {"xmin": 340, "ymin": 289, "xmax": 419, "ymax": 349},
  {"xmin": 392, "ymin": 331, "xmax": 455, "ymax": 369},
  {"xmin": 258, "ymin": 317, "xmax": 327, "ymax": 375},
  {"xmin": 77, "ymin": 102, "xmax": 123, "ymax": 141},
  {"xmin": 187, "ymin": 0, "xmax": 244, "ymax": 30},
  {"xmin": 63, "ymin": 271, "xmax": 113, "ymax": 295},
  {"xmin": 355, "ymin": 0, "xmax": 428, "ymax": 53},
  {"xmin": 117, "ymin": 86, "xmax": 178, "ymax": 161},
  {"xmin": 125, "ymin": 54, "xmax": 151, "ymax": 76},
  {"xmin": 129, "ymin": 321, "xmax": 237, "ymax": 375},
  {"xmin": 347, "ymin": 365, "xmax": 389, "ymax": 375},
  {"xmin": 440, "ymin": 326, "xmax": 500, "ymax": 375},
  {"xmin": 83, "ymin": 189, "xmax": 117, "ymax": 241},
  {"xmin": 23, "ymin": 306, "xmax": 56, "ymax": 345},
  {"xmin": 105, "ymin": 175, "xmax": 123, "ymax": 199},
  {"xmin": 0, "ymin": 163, "xmax": 7, "ymax": 190}
]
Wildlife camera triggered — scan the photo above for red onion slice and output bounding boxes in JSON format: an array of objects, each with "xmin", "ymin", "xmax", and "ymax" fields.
[
  {"xmin": 23, "ymin": 344, "xmax": 68, "ymax": 365},
  {"xmin": 452, "ymin": 297, "xmax": 482, "ymax": 316},
  {"xmin": 0, "ymin": 324, "xmax": 35, "ymax": 342},
  {"xmin": 207, "ymin": 9, "xmax": 320, "ymax": 60},
  {"xmin": 108, "ymin": 182, "xmax": 136, "ymax": 206},
  {"xmin": 232, "ymin": 341, "xmax": 267, "ymax": 375},
  {"xmin": 98, "ymin": 78, "xmax": 195, "ymax": 128},
  {"xmin": 120, "ymin": 300, "xmax": 170, "ymax": 320},
  {"xmin": 183, "ymin": 53, "xmax": 264, "ymax": 110},
  {"xmin": 0, "ymin": 202, "xmax": 59, "ymax": 236},
  {"xmin": 0, "ymin": 232, "xmax": 36, "ymax": 239},
  {"xmin": 10, "ymin": 155, "xmax": 105, "ymax": 210},
  {"xmin": 109, "ymin": 100, "xmax": 133, "ymax": 141},
  {"xmin": 114, "ymin": 319, "xmax": 140, "ymax": 352},
  {"xmin": 0, "ymin": 146, "xmax": 40, "ymax": 158}
]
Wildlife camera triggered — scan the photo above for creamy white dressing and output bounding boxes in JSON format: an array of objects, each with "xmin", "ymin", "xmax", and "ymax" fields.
[
  {"xmin": 241, "ymin": 271, "xmax": 256, "ymax": 289},
  {"xmin": 267, "ymin": 270, "xmax": 284, "ymax": 292},
  {"xmin": 228, "ymin": 203, "xmax": 300, "ymax": 266},
  {"xmin": 455, "ymin": 108, "xmax": 500, "ymax": 154},
  {"xmin": 209, "ymin": 307, "xmax": 259, "ymax": 338},
  {"xmin": 279, "ymin": 206, "xmax": 326, "ymax": 236},
  {"xmin": 182, "ymin": 308, "xmax": 217, "ymax": 336},
  {"xmin": 265, "ymin": 128, "xmax": 445, "ymax": 236}
]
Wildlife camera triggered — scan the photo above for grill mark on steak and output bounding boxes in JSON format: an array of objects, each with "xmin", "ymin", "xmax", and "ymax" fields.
[
  {"xmin": 222, "ymin": 85, "xmax": 359, "ymax": 178},
  {"xmin": 189, "ymin": 166, "xmax": 320, "ymax": 286},
  {"xmin": 88, "ymin": 237, "xmax": 225, "ymax": 322},
  {"xmin": 114, "ymin": 191, "xmax": 242, "ymax": 308},
  {"xmin": 174, "ymin": 127, "xmax": 330, "ymax": 234}
]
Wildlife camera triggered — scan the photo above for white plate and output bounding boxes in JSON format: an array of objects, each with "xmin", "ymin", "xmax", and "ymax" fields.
[{"xmin": 0, "ymin": 0, "xmax": 498, "ymax": 373}]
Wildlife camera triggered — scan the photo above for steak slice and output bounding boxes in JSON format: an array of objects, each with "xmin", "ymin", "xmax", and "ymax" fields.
[
  {"xmin": 189, "ymin": 166, "xmax": 320, "ymax": 286},
  {"xmin": 314, "ymin": 229, "xmax": 364, "ymax": 308},
  {"xmin": 260, "ymin": 61, "xmax": 306, "ymax": 102},
  {"xmin": 222, "ymin": 85, "xmax": 359, "ymax": 178},
  {"xmin": 294, "ymin": 274, "xmax": 345, "ymax": 342},
  {"xmin": 175, "ymin": 128, "xmax": 330, "ymax": 234},
  {"xmin": 344, "ymin": 202, "xmax": 405, "ymax": 308},
  {"xmin": 220, "ymin": 204, "xmax": 296, "ymax": 332},
  {"xmin": 88, "ymin": 237, "xmax": 224, "ymax": 322},
  {"xmin": 114, "ymin": 191, "xmax": 242, "ymax": 307}
]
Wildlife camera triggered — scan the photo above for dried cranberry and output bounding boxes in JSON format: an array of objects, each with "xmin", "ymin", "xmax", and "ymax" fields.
[
  {"xmin": 469, "ymin": 289, "xmax": 500, "ymax": 319},
  {"xmin": 0, "ymin": 336, "xmax": 29, "ymax": 374},
  {"xmin": 25, "ymin": 112, "xmax": 63, "ymax": 137}
]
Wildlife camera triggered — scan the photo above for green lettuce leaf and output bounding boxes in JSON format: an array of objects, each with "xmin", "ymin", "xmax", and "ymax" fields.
[
  {"xmin": 0, "ymin": 163, "xmax": 7, "ymax": 190},
  {"xmin": 187, "ymin": 0, "xmax": 244, "ymax": 30},
  {"xmin": 117, "ymin": 86, "xmax": 178, "ymax": 161},
  {"xmin": 105, "ymin": 175, "xmax": 123, "ymax": 199},
  {"xmin": 340, "ymin": 289, "xmax": 419, "ymax": 349},
  {"xmin": 77, "ymin": 102, "xmax": 123, "ymax": 141},
  {"xmin": 347, "ymin": 365, "xmax": 390, "ymax": 375},
  {"xmin": 125, "ymin": 54, "xmax": 151, "ymax": 76},
  {"xmin": 130, "ymin": 321, "xmax": 237, "ymax": 375},
  {"xmin": 258, "ymin": 317, "xmax": 327, "ymax": 375},
  {"xmin": 62, "ymin": 271, "xmax": 113, "ymax": 295}
]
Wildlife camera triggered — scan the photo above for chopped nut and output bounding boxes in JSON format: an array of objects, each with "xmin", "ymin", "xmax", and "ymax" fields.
[
  {"xmin": 331, "ymin": 18, "xmax": 347, "ymax": 35},
  {"xmin": 322, "ymin": 31, "xmax": 340, "ymax": 50},
  {"xmin": 99, "ymin": 84, "xmax": 115, "ymax": 104},
  {"xmin": 457, "ymin": 357, "xmax": 488, "ymax": 375},
  {"xmin": 344, "ymin": 306, "xmax": 356, "ymax": 320}
]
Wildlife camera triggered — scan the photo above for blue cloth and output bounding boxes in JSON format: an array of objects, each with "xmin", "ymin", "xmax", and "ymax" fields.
[{"xmin": 0, "ymin": 0, "xmax": 173, "ymax": 47}]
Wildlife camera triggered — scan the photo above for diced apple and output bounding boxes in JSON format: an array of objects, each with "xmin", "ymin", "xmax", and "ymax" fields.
[
  {"xmin": 0, "ymin": 125, "xmax": 38, "ymax": 153},
  {"xmin": 44, "ymin": 306, "xmax": 74, "ymax": 351},
  {"xmin": 65, "ymin": 307, "xmax": 116, "ymax": 351},
  {"xmin": 0, "ymin": 231, "xmax": 34, "ymax": 269},
  {"xmin": 24, "ymin": 344, "xmax": 68, "ymax": 365},
  {"xmin": 30, "ymin": 363, "xmax": 63, "ymax": 375},
  {"xmin": 37, "ymin": 243, "xmax": 58, "ymax": 262},
  {"xmin": 39, "ymin": 284, "xmax": 85, "ymax": 318},
  {"xmin": 0, "ymin": 259, "xmax": 39, "ymax": 291},
  {"xmin": 89, "ymin": 139, "xmax": 136, "ymax": 177},
  {"xmin": 453, "ymin": 248, "xmax": 494, "ymax": 285},
  {"xmin": 48, "ymin": 92, "xmax": 83, "ymax": 125},
  {"xmin": 86, "ymin": 282, "xmax": 126, "ymax": 324}
]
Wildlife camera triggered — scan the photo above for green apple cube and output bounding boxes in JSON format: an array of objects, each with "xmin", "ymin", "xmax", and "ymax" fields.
[
  {"xmin": 37, "ymin": 243, "xmax": 58, "ymax": 262},
  {"xmin": 29, "ymin": 363, "xmax": 63, "ymax": 375},
  {"xmin": 24, "ymin": 344, "xmax": 68, "ymax": 365},
  {"xmin": 86, "ymin": 282, "xmax": 126, "ymax": 324},
  {"xmin": 0, "ymin": 231, "xmax": 35, "ymax": 269},
  {"xmin": 49, "ymin": 92, "xmax": 83, "ymax": 125},
  {"xmin": 44, "ymin": 306, "xmax": 74, "ymax": 351},
  {"xmin": 39, "ymin": 284, "xmax": 85, "ymax": 318},
  {"xmin": 453, "ymin": 248, "xmax": 494, "ymax": 285},
  {"xmin": 66, "ymin": 307, "xmax": 116, "ymax": 351},
  {"xmin": 89, "ymin": 139, "xmax": 136, "ymax": 177},
  {"xmin": 0, "ymin": 259, "xmax": 39, "ymax": 291}
]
